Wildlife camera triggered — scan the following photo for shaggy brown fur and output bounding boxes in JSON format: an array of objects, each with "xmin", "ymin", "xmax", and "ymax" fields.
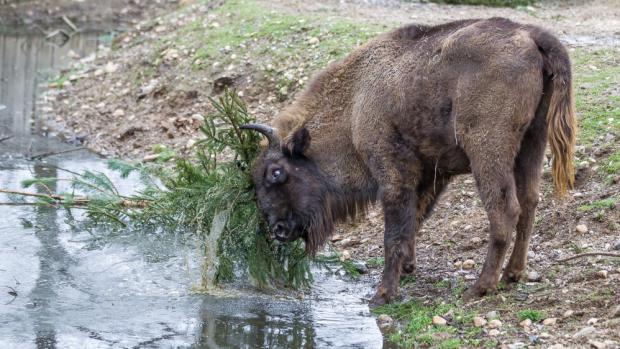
[{"xmin": 243, "ymin": 17, "xmax": 576, "ymax": 305}]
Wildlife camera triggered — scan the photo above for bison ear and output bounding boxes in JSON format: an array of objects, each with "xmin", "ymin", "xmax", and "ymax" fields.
[{"xmin": 282, "ymin": 127, "xmax": 311, "ymax": 158}]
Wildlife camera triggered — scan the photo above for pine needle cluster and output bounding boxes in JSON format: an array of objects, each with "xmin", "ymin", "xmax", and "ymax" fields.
[{"xmin": 20, "ymin": 89, "xmax": 312, "ymax": 289}]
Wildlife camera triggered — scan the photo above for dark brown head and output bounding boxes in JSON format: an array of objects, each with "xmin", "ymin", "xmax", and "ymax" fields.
[{"xmin": 241, "ymin": 124, "xmax": 335, "ymax": 254}]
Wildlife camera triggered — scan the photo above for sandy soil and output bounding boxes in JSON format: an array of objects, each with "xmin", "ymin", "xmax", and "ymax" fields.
[{"xmin": 38, "ymin": 0, "xmax": 620, "ymax": 347}]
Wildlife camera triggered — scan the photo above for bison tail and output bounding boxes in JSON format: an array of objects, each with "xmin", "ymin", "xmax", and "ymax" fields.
[{"xmin": 530, "ymin": 27, "xmax": 577, "ymax": 196}]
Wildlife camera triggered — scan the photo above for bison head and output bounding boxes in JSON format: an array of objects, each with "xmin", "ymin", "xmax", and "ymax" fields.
[{"xmin": 241, "ymin": 123, "xmax": 334, "ymax": 254}]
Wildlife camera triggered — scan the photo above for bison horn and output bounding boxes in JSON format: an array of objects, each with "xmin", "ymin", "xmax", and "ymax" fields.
[{"xmin": 240, "ymin": 123, "xmax": 280, "ymax": 149}]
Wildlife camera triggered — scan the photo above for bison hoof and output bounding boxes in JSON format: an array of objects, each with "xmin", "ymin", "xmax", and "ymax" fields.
[
  {"xmin": 462, "ymin": 285, "xmax": 497, "ymax": 302},
  {"xmin": 369, "ymin": 288, "xmax": 395, "ymax": 308},
  {"xmin": 500, "ymin": 271, "xmax": 522, "ymax": 285}
]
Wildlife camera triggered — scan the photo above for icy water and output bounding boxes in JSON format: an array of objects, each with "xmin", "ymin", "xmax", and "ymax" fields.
[{"xmin": 0, "ymin": 31, "xmax": 385, "ymax": 348}]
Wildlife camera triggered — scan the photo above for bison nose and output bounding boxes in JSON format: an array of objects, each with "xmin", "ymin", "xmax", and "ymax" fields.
[{"xmin": 271, "ymin": 222, "xmax": 288, "ymax": 239}]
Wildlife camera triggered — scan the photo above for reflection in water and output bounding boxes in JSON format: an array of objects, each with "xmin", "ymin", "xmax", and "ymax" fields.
[
  {"xmin": 29, "ymin": 164, "xmax": 70, "ymax": 349},
  {"xmin": 0, "ymin": 32, "xmax": 99, "ymax": 149}
]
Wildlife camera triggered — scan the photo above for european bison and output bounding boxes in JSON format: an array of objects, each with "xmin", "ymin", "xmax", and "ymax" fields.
[{"xmin": 241, "ymin": 17, "xmax": 576, "ymax": 305}]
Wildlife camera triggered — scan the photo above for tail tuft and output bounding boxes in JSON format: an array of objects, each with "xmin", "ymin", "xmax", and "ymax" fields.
[{"xmin": 530, "ymin": 27, "xmax": 576, "ymax": 196}]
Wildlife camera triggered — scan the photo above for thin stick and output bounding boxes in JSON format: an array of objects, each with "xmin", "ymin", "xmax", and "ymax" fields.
[
  {"xmin": 0, "ymin": 188, "xmax": 147, "ymax": 208},
  {"xmin": 29, "ymin": 147, "xmax": 85, "ymax": 160},
  {"xmin": 0, "ymin": 202, "xmax": 40, "ymax": 206},
  {"xmin": 556, "ymin": 252, "xmax": 620, "ymax": 263},
  {"xmin": 0, "ymin": 135, "xmax": 13, "ymax": 143}
]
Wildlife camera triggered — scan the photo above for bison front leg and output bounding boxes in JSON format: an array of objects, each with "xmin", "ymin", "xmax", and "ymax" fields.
[{"xmin": 370, "ymin": 187, "xmax": 417, "ymax": 306}]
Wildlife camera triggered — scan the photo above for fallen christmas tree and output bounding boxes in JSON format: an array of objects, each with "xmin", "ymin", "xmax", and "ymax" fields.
[{"xmin": 4, "ymin": 89, "xmax": 312, "ymax": 289}]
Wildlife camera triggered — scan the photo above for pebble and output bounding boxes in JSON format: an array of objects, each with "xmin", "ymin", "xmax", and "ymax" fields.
[
  {"xmin": 563, "ymin": 310, "xmax": 574, "ymax": 318},
  {"xmin": 351, "ymin": 260, "xmax": 368, "ymax": 274},
  {"xmin": 488, "ymin": 319, "xmax": 503, "ymax": 329},
  {"xmin": 587, "ymin": 318, "xmax": 598, "ymax": 325},
  {"xmin": 575, "ymin": 224, "xmax": 588, "ymax": 234},
  {"xmin": 143, "ymin": 154, "xmax": 159, "ymax": 162},
  {"xmin": 596, "ymin": 270, "xmax": 608, "ymax": 279},
  {"xmin": 308, "ymin": 37, "xmax": 320, "ymax": 45},
  {"xmin": 520, "ymin": 319, "xmax": 532, "ymax": 328},
  {"xmin": 462, "ymin": 259, "xmax": 475, "ymax": 270},
  {"xmin": 453, "ymin": 260, "xmax": 462, "ymax": 269},
  {"xmin": 432, "ymin": 315, "xmax": 447, "ymax": 326},
  {"xmin": 588, "ymin": 340, "xmax": 607, "ymax": 349},
  {"xmin": 340, "ymin": 250, "xmax": 351, "ymax": 261},
  {"xmin": 104, "ymin": 62, "xmax": 118, "ymax": 73},
  {"xmin": 330, "ymin": 234, "xmax": 342, "ymax": 242},
  {"xmin": 486, "ymin": 311, "xmax": 499, "ymax": 320},
  {"xmin": 377, "ymin": 314, "xmax": 394, "ymax": 330},
  {"xmin": 543, "ymin": 318, "xmax": 558, "ymax": 326},
  {"xmin": 527, "ymin": 270, "xmax": 541, "ymax": 282},
  {"xmin": 613, "ymin": 240, "xmax": 620, "ymax": 251},
  {"xmin": 611, "ymin": 305, "xmax": 620, "ymax": 318},
  {"xmin": 548, "ymin": 345, "xmax": 567, "ymax": 349},
  {"xmin": 488, "ymin": 329, "xmax": 500, "ymax": 336},
  {"xmin": 573, "ymin": 326, "xmax": 596, "ymax": 338},
  {"xmin": 471, "ymin": 237, "xmax": 482, "ymax": 244},
  {"xmin": 112, "ymin": 109, "xmax": 125, "ymax": 118},
  {"xmin": 508, "ymin": 342, "xmax": 526, "ymax": 349},
  {"xmin": 473, "ymin": 316, "xmax": 487, "ymax": 327}
]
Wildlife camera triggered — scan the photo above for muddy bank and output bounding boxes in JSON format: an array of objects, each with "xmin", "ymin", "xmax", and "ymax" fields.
[
  {"xmin": 37, "ymin": 0, "xmax": 620, "ymax": 347},
  {"xmin": 0, "ymin": 0, "xmax": 180, "ymax": 32}
]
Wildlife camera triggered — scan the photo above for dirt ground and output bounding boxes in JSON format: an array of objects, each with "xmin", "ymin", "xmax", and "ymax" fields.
[
  {"xmin": 0, "ymin": 0, "xmax": 179, "ymax": 31},
  {"xmin": 34, "ymin": 0, "xmax": 619, "ymax": 347}
]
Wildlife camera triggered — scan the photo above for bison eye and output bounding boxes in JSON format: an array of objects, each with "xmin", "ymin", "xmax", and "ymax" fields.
[{"xmin": 266, "ymin": 164, "xmax": 287, "ymax": 184}]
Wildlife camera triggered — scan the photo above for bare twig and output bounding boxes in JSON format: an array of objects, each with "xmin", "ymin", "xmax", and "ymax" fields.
[
  {"xmin": 0, "ymin": 188, "xmax": 147, "ymax": 208},
  {"xmin": 556, "ymin": 252, "xmax": 620, "ymax": 263},
  {"xmin": 29, "ymin": 147, "xmax": 85, "ymax": 160},
  {"xmin": 3, "ymin": 285, "xmax": 17, "ymax": 305},
  {"xmin": 0, "ymin": 135, "xmax": 13, "ymax": 143}
]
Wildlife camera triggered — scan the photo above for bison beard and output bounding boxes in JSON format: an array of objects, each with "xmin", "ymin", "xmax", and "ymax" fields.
[{"xmin": 242, "ymin": 17, "xmax": 576, "ymax": 306}]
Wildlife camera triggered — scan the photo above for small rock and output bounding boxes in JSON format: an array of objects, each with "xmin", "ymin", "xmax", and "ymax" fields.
[
  {"xmin": 587, "ymin": 318, "xmax": 598, "ymax": 325},
  {"xmin": 432, "ymin": 315, "xmax": 447, "ymax": 326},
  {"xmin": 340, "ymin": 250, "xmax": 351, "ymax": 261},
  {"xmin": 611, "ymin": 305, "xmax": 620, "ymax": 318},
  {"xmin": 596, "ymin": 270, "xmax": 608, "ymax": 279},
  {"xmin": 575, "ymin": 224, "xmax": 588, "ymax": 234},
  {"xmin": 471, "ymin": 237, "xmax": 482, "ymax": 244},
  {"xmin": 377, "ymin": 314, "xmax": 394, "ymax": 330},
  {"xmin": 588, "ymin": 340, "xmax": 607, "ymax": 349},
  {"xmin": 508, "ymin": 342, "xmax": 526, "ymax": 349},
  {"xmin": 473, "ymin": 316, "xmax": 487, "ymax": 327},
  {"xmin": 488, "ymin": 319, "xmax": 503, "ymax": 329},
  {"xmin": 486, "ymin": 311, "xmax": 499, "ymax": 320},
  {"xmin": 527, "ymin": 270, "xmax": 541, "ymax": 282},
  {"xmin": 563, "ymin": 310, "xmax": 574, "ymax": 318},
  {"xmin": 377, "ymin": 314, "xmax": 393, "ymax": 324},
  {"xmin": 520, "ymin": 319, "xmax": 532, "ymax": 328},
  {"xmin": 112, "ymin": 109, "xmax": 125, "ymax": 118},
  {"xmin": 351, "ymin": 260, "xmax": 368, "ymax": 274},
  {"xmin": 548, "ymin": 345, "xmax": 566, "ymax": 349},
  {"xmin": 543, "ymin": 318, "xmax": 558, "ymax": 326},
  {"xmin": 143, "ymin": 154, "xmax": 159, "ymax": 162},
  {"xmin": 340, "ymin": 237, "xmax": 360, "ymax": 248},
  {"xmin": 540, "ymin": 332, "xmax": 552, "ymax": 339},
  {"xmin": 453, "ymin": 260, "xmax": 462, "ymax": 269},
  {"xmin": 104, "ymin": 62, "xmax": 118, "ymax": 74},
  {"xmin": 573, "ymin": 326, "xmax": 596, "ymax": 338},
  {"xmin": 613, "ymin": 240, "xmax": 620, "ymax": 251},
  {"xmin": 185, "ymin": 139, "xmax": 197, "ymax": 149},
  {"xmin": 308, "ymin": 37, "xmax": 320, "ymax": 45},
  {"xmin": 488, "ymin": 329, "xmax": 500, "ymax": 337},
  {"xmin": 462, "ymin": 259, "xmax": 475, "ymax": 270},
  {"xmin": 330, "ymin": 234, "xmax": 342, "ymax": 242}
]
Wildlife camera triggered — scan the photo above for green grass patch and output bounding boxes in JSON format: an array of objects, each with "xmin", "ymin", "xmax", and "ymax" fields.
[
  {"xmin": 374, "ymin": 300, "xmax": 479, "ymax": 347},
  {"xmin": 518, "ymin": 309, "xmax": 545, "ymax": 322},
  {"xmin": 578, "ymin": 196, "xmax": 617, "ymax": 212},
  {"xmin": 366, "ymin": 256, "xmax": 385, "ymax": 268}
]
